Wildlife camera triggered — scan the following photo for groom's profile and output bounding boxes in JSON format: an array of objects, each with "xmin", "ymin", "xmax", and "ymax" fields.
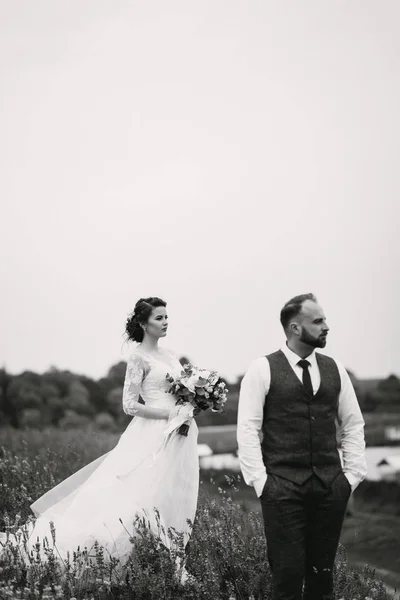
[{"xmin": 237, "ymin": 293, "xmax": 366, "ymax": 600}]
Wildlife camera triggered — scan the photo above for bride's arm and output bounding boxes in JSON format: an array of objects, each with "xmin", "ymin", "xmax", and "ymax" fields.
[
  {"xmin": 122, "ymin": 353, "xmax": 170, "ymax": 420},
  {"xmin": 133, "ymin": 404, "xmax": 170, "ymax": 420}
]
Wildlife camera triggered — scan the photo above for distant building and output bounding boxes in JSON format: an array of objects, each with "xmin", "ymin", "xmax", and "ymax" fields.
[
  {"xmin": 385, "ymin": 426, "xmax": 400, "ymax": 442},
  {"xmin": 197, "ymin": 443, "xmax": 213, "ymax": 457},
  {"xmin": 377, "ymin": 455, "xmax": 400, "ymax": 481}
]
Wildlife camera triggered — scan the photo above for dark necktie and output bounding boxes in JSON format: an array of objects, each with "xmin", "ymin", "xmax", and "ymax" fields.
[{"xmin": 298, "ymin": 359, "xmax": 313, "ymax": 397}]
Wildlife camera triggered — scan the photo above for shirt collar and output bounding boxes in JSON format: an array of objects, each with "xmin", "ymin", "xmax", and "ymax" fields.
[{"xmin": 280, "ymin": 343, "xmax": 318, "ymax": 370}]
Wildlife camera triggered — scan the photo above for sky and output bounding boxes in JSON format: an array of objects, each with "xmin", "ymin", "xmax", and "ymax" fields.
[{"xmin": 1, "ymin": 1, "xmax": 399, "ymax": 383}]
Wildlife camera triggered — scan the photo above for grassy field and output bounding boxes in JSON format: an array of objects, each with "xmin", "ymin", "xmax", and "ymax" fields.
[
  {"xmin": 341, "ymin": 511, "xmax": 400, "ymax": 591},
  {"xmin": 0, "ymin": 426, "xmax": 397, "ymax": 600},
  {"xmin": 198, "ymin": 424, "xmax": 237, "ymax": 454}
]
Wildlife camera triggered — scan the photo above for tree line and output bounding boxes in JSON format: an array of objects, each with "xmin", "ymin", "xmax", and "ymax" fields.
[
  {"xmin": 0, "ymin": 361, "xmax": 398, "ymax": 432},
  {"xmin": 0, "ymin": 359, "xmax": 240, "ymax": 431}
]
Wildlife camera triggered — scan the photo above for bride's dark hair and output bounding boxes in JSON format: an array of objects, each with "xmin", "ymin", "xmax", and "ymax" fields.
[{"xmin": 125, "ymin": 297, "xmax": 167, "ymax": 342}]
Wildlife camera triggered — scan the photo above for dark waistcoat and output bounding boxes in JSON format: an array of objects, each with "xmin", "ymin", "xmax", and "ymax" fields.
[{"xmin": 261, "ymin": 350, "xmax": 342, "ymax": 485}]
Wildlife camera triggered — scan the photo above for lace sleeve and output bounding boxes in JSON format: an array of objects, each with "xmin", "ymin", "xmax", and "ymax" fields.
[{"xmin": 122, "ymin": 353, "xmax": 147, "ymax": 415}]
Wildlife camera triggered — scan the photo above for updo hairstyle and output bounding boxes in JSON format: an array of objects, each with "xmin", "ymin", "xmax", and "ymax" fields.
[{"xmin": 125, "ymin": 297, "xmax": 167, "ymax": 342}]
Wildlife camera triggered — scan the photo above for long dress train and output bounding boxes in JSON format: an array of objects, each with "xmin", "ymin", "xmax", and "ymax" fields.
[{"xmin": 0, "ymin": 346, "xmax": 199, "ymax": 566}]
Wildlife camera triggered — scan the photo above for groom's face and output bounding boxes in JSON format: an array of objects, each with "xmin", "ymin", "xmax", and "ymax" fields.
[{"xmin": 297, "ymin": 300, "xmax": 329, "ymax": 348}]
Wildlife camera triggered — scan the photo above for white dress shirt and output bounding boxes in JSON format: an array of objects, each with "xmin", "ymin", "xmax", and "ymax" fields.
[{"xmin": 237, "ymin": 344, "xmax": 367, "ymax": 497}]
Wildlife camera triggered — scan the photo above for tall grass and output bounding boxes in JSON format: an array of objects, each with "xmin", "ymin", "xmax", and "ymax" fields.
[{"xmin": 0, "ymin": 427, "xmax": 395, "ymax": 599}]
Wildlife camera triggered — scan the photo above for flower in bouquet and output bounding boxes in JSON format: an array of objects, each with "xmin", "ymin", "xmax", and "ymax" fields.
[{"xmin": 166, "ymin": 364, "xmax": 229, "ymax": 436}]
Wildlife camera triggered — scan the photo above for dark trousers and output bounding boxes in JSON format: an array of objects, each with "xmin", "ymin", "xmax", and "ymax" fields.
[{"xmin": 260, "ymin": 472, "xmax": 351, "ymax": 600}]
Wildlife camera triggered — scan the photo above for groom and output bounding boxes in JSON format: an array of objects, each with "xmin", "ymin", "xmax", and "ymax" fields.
[{"xmin": 237, "ymin": 293, "xmax": 366, "ymax": 600}]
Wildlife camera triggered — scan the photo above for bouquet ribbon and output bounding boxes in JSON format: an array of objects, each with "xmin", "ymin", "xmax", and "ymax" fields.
[{"xmin": 154, "ymin": 405, "xmax": 195, "ymax": 457}]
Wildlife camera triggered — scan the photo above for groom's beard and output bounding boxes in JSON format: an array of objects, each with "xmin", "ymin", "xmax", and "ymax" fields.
[{"xmin": 300, "ymin": 328, "xmax": 328, "ymax": 348}]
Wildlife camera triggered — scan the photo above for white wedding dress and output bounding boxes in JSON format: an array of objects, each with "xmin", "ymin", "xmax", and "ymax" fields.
[{"xmin": 1, "ymin": 347, "xmax": 199, "ymax": 565}]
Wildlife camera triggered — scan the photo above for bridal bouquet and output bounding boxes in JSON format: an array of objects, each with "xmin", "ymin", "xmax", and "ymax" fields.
[{"xmin": 166, "ymin": 363, "xmax": 229, "ymax": 436}]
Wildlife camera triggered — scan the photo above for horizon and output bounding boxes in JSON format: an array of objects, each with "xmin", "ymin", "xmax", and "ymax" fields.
[{"xmin": 1, "ymin": 349, "xmax": 397, "ymax": 386}]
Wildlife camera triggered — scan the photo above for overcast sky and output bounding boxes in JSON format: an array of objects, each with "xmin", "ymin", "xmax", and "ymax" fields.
[{"xmin": 1, "ymin": 1, "xmax": 399, "ymax": 383}]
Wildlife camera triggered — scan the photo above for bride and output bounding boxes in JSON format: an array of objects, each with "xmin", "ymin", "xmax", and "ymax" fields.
[{"xmin": 0, "ymin": 297, "xmax": 199, "ymax": 569}]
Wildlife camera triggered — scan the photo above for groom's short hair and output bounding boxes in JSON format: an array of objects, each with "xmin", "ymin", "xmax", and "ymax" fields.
[{"xmin": 280, "ymin": 293, "xmax": 317, "ymax": 330}]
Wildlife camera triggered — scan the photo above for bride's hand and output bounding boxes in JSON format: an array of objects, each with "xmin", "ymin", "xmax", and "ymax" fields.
[
  {"xmin": 168, "ymin": 404, "xmax": 194, "ymax": 422},
  {"xmin": 163, "ymin": 404, "xmax": 195, "ymax": 437}
]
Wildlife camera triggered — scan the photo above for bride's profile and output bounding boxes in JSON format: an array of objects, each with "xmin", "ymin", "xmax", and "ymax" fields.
[{"xmin": 0, "ymin": 297, "xmax": 199, "ymax": 573}]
